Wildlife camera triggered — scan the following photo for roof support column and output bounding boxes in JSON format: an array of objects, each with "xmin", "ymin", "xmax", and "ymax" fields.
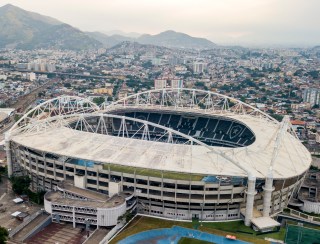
[
  {"xmin": 262, "ymin": 172, "xmax": 274, "ymax": 217},
  {"xmin": 245, "ymin": 175, "xmax": 256, "ymax": 226},
  {"xmin": 73, "ymin": 206, "xmax": 76, "ymax": 228},
  {"xmin": 5, "ymin": 133, "xmax": 13, "ymax": 177}
]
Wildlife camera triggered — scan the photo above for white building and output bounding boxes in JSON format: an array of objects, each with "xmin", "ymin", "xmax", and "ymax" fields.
[
  {"xmin": 152, "ymin": 58, "xmax": 164, "ymax": 66},
  {"xmin": 27, "ymin": 72, "xmax": 36, "ymax": 81},
  {"xmin": 170, "ymin": 79, "xmax": 183, "ymax": 89},
  {"xmin": 303, "ymin": 88, "xmax": 320, "ymax": 107},
  {"xmin": 291, "ymin": 171, "xmax": 320, "ymax": 214},
  {"xmin": 193, "ymin": 62, "xmax": 207, "ymax": 74},
  {"xmin": 44, "ymin": 181, "xmax": 135, "ymax": 228},
  {"xmin": 154, "ymin": 79, "xmax": 167, "ymax": 89},
  {"xmin": 0, "ymin": 75, "xmax": 7, "ymax": 81},
  {"xmin": 155, "ymin": 79, "xmax": 184, "ymax": 89},
  {"xmin": 26, "ymin": 60, "xmax": 56, "ymax": 72}
]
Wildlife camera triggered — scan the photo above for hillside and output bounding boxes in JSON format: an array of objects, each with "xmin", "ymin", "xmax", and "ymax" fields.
[
  {"xmin": 0, "ymin": 4, "xmax": 216, "ymax": 50},
  {"xmin": 89, "ymin": 30, "xmax": 217, "ymax": 49},
  {"xmin": 86, "ymin": 32, "xmax": 134, "ymax": 48},
  {"xmin": 0, "ymin": 4, "xmax": 102, "ymax": 50},
  {"xmin": 137, "ymin": 30, "xmax": 216, "ymax": 49}
]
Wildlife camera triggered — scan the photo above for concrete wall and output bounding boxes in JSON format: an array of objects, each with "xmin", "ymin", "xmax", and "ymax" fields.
[
  {"xmin": 97, "ymin": 202, "xmax": 126, "ymax": 226},
  {"xmin": 301, "ymin": 200, "xmax": 320, "ymax": 214},
  {"xmin": 13, "ymin": 145, "xmax": 306, "ymax": 222},
  {"xmin": 22, "ymin": 216, "xmax": 52, "ymax": 242},
  {"xmin": 139, "ymin": 205, "xmax": 240, "ymax": 221},
  {"xmin": 44, "ymin": 194, "xmax": 52, "ymax": 214},
  {"xmin": 74, "ymin": 174, "xmax": 86, "ymax": 189},
  {"xmin": 109, "ymin": 181, "xmax": 121, "ymax": 197}
]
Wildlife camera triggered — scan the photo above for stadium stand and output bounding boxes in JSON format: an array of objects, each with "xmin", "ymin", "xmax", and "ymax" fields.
[{"xmin": 111, "ymin": 112, "xmax": 256, "ymax": 148}]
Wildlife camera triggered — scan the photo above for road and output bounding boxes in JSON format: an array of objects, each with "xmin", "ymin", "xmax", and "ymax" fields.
[{"xmin": 9, "ymin": 68, "xmax": 126, "ymax": 80}]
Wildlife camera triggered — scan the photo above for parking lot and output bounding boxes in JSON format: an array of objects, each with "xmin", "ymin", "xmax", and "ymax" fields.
[{"xmin": 0, "ymin": 177, "xmax": 42, "ymax": 231}]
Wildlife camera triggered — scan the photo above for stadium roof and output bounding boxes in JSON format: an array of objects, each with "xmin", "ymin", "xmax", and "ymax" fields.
[{"xmin": 10, "ymin": 112, "xmax": 311, "ymax": 179}]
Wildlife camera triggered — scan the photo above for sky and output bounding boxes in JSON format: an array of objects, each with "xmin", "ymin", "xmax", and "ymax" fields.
[{"xmin": 0, "ymin": 0, "xmax": 319, "ymax": 47}]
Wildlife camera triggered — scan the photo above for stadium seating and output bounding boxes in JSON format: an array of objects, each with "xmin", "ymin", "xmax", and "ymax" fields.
[
  {"xmin": 112, "ymin": 112, "xmax": 255, "ymax": 148},
  {"xmin": 159, "ymin": 113, "xmax": 170, "ymax": 125}
]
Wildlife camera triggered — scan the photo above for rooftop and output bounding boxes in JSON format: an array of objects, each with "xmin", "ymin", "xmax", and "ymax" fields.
[
  {"xmin": 291, "ymin": 120, "xmax": 306, "ymax": 125},
  {"xmin": 45, "ymin": 190, "xmax": 125, "ymax": 209},
  {"xmin": 298, "ymin": 171, "xmax": 320, "ymax": 202},
  {"xmin": 57, "ymin": 181, "xmax": 108, "ymax": 202},
  {"xmin": 251, "ymin": 217, "xmax": 280, "ymax": 230},
  {"xmin": 11, "ymin": 111, "xmax": 311, "ymax": 179}
]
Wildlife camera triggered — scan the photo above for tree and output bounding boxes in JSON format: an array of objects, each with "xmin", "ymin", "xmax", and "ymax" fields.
[
  {"xmin": 270, "ymin": 114, "xmax": 284, "ymax": 122},
  {"xmin": 0, "ymin": 166, "xmax": 6, "ymax": 183},
  {"xmin": 220, "ymin": 84, "xmax": 231, "ymax": 92},
  {"xmin": 284, "ymin": 78, "xmax": 291, "ymax": 83},
  {"xmin": 10, "ymin": 176, "xmax": 45, "ymax": 204},
  {"xmin": 10, "ymin": 176, "xmax": 31, "ymax": 195},
  {"xmin": 307, "ymin": 70, "xmax": 319, "ymax": 79},
  {"xmin": 243, "ymin": 79, "xmax": 257, "ymax": 88},
  {"xmin": 14, "ymin": 114, "xmax": 22, "ymax": 122},
  {"xmin": 117, "ymin": 211, "xmax": 134, "ymax": 223},
  {"xmin": 28, "ymin": 190, "xmax": 46, "ymax": 205},
  {"xmin": 0, "ymin": 226, "xmax": 8, "ymax": 244},
  {"xmin": 92, "ymin": 97, "xmax": 105, "ymax": 106},
  {"xmin": 240, "ymin": 96, "xmax": 246, "ymax": 102},
  {"xmin": 141, "ymin": 61, "xmax": 153, "ymax": 69},
  {"xmin": 38, "ymin": 91, "xmax": 45, "ymax": 97},
  {"xmin": 194, "ymin": 81, "xmax": 205, "ymax": 88},
  {"xmin": 260, "ymin": 96, "xmax": 267, "ymax": 102},
  {"xmin": 64, "ymin": 82, "xmax": 72, "ymax": 88},
  {"xmin": 310, "ymin": 128, "xmax": 317, "ymax": 133}
]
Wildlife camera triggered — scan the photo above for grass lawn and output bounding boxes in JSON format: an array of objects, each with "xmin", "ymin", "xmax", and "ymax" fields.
[
  {"xmin": 201, "ymin": 221, "xmax": 254, "ymax": 233},
  {"xmin": 110, "ymin": 216, "xmax": 286, "ymax": 244},
  {"xmin": 201, "ymin": 221, "xmax": 286, "ymax": 241},
  {"xmin": 256, "ymin": 227, "xmax": 286, "ymax": 240},
  {"xmin": 103, "ymin": 163, "xmax": 204, "ymax": 181},
  {"xmin": 178, "ymin": 237, "xmax": 214, "ymax": 244},
  {"xmin": 109, "ymin": 216, "xmax": 194, "ymax": 244}
]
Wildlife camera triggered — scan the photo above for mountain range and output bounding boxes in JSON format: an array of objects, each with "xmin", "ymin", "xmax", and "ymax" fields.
[
  {"xmin": 0, "ymin": 4, "xmax": 101, "ymax": 50},
  {"xmin": 102, "ymin": 30, "xmax": 141, "ymax": 38},
  {"xmin": 85, "ymin": 30, "xmax": 217, "ymax": 49},
  {"xmin": 0, "ymin": 4, "xmax": 216, "ymax": 50}
]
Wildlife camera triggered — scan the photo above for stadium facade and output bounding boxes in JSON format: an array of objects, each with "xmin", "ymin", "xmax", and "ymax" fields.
[{"xmin": 5, "ymin": 89, "xmax": 311, "ymax": 230}]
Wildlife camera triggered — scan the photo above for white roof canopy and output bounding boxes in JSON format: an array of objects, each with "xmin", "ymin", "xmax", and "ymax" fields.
[
  {"xmin": 11, "ymin": 112, "xmax": 311, "ymax": 179},
  {"xmin": 8, "ymin": 90, "xmax": 311, "ymax": 179}
]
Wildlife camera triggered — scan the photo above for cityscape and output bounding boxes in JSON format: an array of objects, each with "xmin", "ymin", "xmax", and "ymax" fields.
[{"xmin": 0, "ymin": 1, "xmax": 319, "ymax": 244}]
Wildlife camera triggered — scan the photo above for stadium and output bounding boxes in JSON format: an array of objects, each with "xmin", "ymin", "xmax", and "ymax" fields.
[{"xmin": 5, "ymin": 88, "xmax": 311, "ymax": 231}]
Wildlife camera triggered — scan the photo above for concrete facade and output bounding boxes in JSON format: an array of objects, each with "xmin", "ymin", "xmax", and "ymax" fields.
[{"xmin": 10, "ymin": 144, "xmax": 305, "ymax": 222}]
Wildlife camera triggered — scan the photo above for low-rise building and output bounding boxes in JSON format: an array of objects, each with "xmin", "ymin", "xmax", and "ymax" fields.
[{"xmin": 44, "ymin": 181, "xmax": 136, "ymax": 228}]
